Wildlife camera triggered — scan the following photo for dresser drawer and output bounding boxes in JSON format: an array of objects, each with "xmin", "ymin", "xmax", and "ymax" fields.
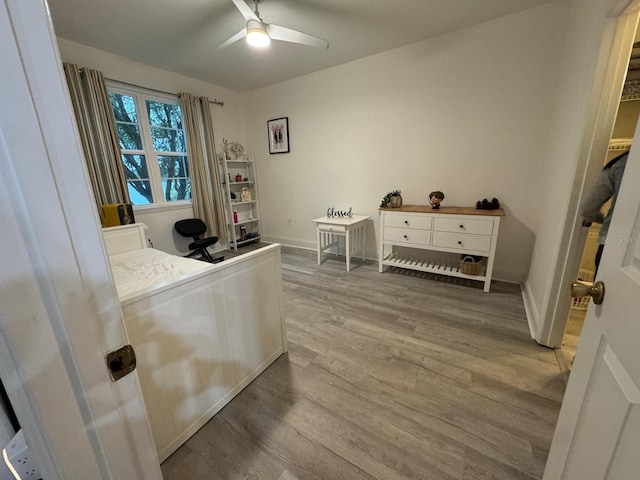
[
  {"xmin": 432, "ymin": 232, "xmax": 491, "ymax": 252},
  {"xmin": 385, "ymin": 214, "xmax": 432, "ymax": 230},
  {"xmin": 384, "ymin": 227, "xmax": 431, "ymax": 245},
  {"xmin": 433, "ymin": 217, "xmax": 493, "ymax": 235},
  {"xmin": 318, "ymin": 224, "xmax": 346, "ymax": 233}
]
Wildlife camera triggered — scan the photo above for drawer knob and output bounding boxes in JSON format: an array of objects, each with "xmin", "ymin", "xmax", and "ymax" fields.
[
  {"xmin": 404, "ymin": 220, "xmax": 409, "ymax": 225},
  {"xmin": 458, "ymin": 241, "xmax": 462, "ymax": 245},
  {"xmin": 404, "ymin": 235, "xmax": 408, "ymax": 239},
  {"xmin": 459, "ymin": 224, "xmax": 464, "ymax": 229}
]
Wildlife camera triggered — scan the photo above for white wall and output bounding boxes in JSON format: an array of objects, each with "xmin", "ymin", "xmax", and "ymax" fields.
[
  {"xmin": 57, "ymin": 39, "xmax": 244, "ymax": 255},
  {"xmin": 240, "ymin": 2, "xmax": 568, "ymax": 283}
]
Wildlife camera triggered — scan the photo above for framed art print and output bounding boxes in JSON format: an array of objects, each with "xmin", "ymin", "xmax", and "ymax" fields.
[{"xmin": 268, "ymin": 117, "xmax": 290, "ymax": 154}]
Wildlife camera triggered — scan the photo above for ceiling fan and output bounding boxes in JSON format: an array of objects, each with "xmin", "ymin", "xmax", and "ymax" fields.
[{"xmin": 217, "ymin": 0, "xmax": 329, "ymax": 49}]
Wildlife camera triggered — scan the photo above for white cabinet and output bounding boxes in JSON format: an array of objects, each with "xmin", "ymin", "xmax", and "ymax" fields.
[
  {"xmin": 378, "ymin": 205, "xmax": 504, "ymax": 292},
  {"xmin": 219, "ymin": 155, "xmax": 262, "ymax": 250}
]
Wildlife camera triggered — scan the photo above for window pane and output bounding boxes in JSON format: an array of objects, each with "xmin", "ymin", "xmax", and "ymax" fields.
[
  {"xmin": 116, "ymin": 124, "xmax": 142, "ymax": 150},
  {"xmin": 121, "ymin": 154, "xmax": 153, "ymax": 204},
  {"xmin": 127, "ymin": 181, "xmax": 153, "ymax": 205},
  {"xmin": 146, "ymin": 101, "xmax": 182, "ymax": 129},
  {"xmin": 158, "ymin": 155, "xmax": 190, "ymax": 201},
  {"xmin": 157, "ymin": 155, "xmax": 189, "ymax": 178},
  {"xmin": 111, "ymin": 93, "xmax": 143, "ymax": 150},
  {"xmin": 110, "ymin": 93, "xmax": 138, "ymax": 123},
  {"xmin": 150, "ymin": 126, "xmax": 186, "ymax": 152},
  {"xmin": 161, "ymin": 179, "xmax": 191, "ymax": 202}
]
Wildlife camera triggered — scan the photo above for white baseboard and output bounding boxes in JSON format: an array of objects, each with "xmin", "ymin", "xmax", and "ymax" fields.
[
  {"xmin": 263, "ymin": 235, "xmax": 381, "ymax": 260},
  {"xmin": 263, "ymin": 235, "xmax": 317, "ymax": 251},
  {"xmin": 521, "ymin": 280, "xmax": 539, "ymax": 339}
]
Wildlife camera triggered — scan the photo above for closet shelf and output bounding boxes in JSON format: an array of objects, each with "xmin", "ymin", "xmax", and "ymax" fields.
[
  {"xmin": 609, "ymin": 138, "xmax": 632, "ymax": 151},
  {"xmin": 621, "ymin": 79, "xmax": 640, "ymax": 102}
]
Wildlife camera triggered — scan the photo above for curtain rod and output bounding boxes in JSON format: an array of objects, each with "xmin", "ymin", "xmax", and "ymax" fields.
[{"xmin": 105, "ymin": 78, "xmax": 224, "ymax": 106}]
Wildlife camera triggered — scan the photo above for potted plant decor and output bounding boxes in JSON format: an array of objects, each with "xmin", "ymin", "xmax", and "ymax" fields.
[{"xmin": 380, "ymin": 189, "xmax": 403, "ymax": 208}]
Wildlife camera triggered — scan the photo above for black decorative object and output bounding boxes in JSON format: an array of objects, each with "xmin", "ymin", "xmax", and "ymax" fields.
[
  {"xmin": 327, "ymin": 207, "xmax": 353, "ymax": 218},
  {"xmin": 475, "ymin": 197, "xmax": 501, "ymax": 210}
]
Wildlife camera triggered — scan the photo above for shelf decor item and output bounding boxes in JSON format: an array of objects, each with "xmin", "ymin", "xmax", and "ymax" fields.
[
  {"xmin": 380, "ymin": 190, "xmax": 402, "ymax": 208},
  {"xmin": 429, "ymin": 191, "xmax": 445, "ymax": 209},
  {"xmin": 459, "ymin": 255, "xmax": 484, "ymax": 275},
  {"xmin": 222, "ymin": 138, "xmax": 232, "ymax": 160},
  {"xmin": 230, "ymin": 142, "xmax": 244, "ymax": 159},
  {"xmin": 268, "ymin": 117, "xmax": 290, "ymax": 154}
]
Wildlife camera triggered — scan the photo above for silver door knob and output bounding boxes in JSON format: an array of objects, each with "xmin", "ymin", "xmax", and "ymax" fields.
[{"xmin": 570, "ymin": 280, "xmax": 605, "ymax": 305}]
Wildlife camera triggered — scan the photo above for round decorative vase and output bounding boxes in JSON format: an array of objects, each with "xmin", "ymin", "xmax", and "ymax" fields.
[{"xmin": 389, "ymin": 195, "xmax": 403, "ymax": 208}]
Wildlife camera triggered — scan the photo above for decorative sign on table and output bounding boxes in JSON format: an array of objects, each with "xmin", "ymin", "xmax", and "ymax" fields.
[{"xmin": 326, "ymin": 207, "xmax": 353, "ymax": 218}]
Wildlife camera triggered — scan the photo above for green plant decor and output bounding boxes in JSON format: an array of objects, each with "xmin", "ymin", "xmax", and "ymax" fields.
[{"xmin": 380, "ymin": 189, "xmax": 402, "ymax": 208}]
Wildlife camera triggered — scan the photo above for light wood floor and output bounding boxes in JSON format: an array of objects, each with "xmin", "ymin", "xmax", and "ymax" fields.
[{"xmin": 161, "ymin": 246, "xmax": 566, "ymax": 480}]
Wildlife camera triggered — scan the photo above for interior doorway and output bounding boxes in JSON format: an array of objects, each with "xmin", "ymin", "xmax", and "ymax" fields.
[{"xmin": 560, "ymin": 31, "xmax": 640, "ymax": 373}]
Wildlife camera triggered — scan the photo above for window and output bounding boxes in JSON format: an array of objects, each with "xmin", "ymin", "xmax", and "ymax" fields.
[{"xmin": 108, "ymin": 86, "xmax": 191, "ymax": 206}]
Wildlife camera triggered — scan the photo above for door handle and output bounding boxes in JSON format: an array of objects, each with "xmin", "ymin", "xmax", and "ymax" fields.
[{"xmin": 570, "ymin": 280, "xmax": 605, "ymax": 305}]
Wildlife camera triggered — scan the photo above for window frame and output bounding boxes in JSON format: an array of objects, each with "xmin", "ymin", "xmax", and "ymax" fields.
[{"xmin": 107, "ymin": 81, "xmax": 192, "ymax": 211}]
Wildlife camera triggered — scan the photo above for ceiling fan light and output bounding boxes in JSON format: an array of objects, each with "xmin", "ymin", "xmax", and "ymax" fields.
[{"xmin": 246, "ymin": 20, "xmax": 270, "ymax": 47}]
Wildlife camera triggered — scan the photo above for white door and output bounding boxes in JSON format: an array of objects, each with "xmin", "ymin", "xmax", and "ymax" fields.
[
  {"xmin": 0, "ymin": 1, "xmax": 161, "ymax": 478},
  {"xmin": 543, "ymin": 123, "xmax": 640, "ymax": 476}
]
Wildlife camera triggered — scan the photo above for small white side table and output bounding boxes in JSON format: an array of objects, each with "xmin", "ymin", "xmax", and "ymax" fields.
[{"xmin": 312, "ymin": 215, "xmax": 370, "ymax": 271}]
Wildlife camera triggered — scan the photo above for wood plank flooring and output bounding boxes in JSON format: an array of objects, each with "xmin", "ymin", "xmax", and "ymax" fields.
[{"xmin": 161, "ymin": 246, "xmax": 565, "ymax": 480}]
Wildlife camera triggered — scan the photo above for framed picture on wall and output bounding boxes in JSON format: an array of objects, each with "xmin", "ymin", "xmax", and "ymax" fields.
[{"xmin": 267, "ymin": 117, "xmax": 290, "ymax": 154}]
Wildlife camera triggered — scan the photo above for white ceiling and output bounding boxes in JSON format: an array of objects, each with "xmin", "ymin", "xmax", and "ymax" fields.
[{"xmin": 48, "ymin": 0, "xmax": 554, "ymax": 93}]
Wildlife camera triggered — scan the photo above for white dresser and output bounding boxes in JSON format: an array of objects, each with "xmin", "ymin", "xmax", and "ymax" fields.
[{"xmin": 378, "ymin": 205, "xmax": 504, "ymax": 292}]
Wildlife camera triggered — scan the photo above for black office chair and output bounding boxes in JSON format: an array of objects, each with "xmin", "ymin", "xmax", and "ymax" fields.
[{"xmin": 174, "ymin": 218, "xmax": 224, "ymax": 263}]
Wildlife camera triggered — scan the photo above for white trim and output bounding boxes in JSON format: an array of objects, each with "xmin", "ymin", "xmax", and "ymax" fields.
[
  {"xmin": 536, "ymin": 9, "xmax": 640, "ymax": 347},
  {"xmin": 106, "ymin": 80, "xmax": 179, "ymax": 105},
  {"xmin": 263, "ymin": 235, "xmax": 320, "ymax": 251},
  {"xmin": 133, "ymin": 200, "xmax": 193, "ymax": 213},
  {"xmin": 522, "ymin": 281, "xmax": 541, "ymax": 341}
]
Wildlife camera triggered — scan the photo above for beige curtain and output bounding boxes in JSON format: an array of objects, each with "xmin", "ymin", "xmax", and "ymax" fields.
[
  {"xmin": 179, "ymin": 93, "xmax": 227, "ymax": 243},
  {"xmin": 63, "ymin": 63, "xmax": 129, "ymax": 207}
]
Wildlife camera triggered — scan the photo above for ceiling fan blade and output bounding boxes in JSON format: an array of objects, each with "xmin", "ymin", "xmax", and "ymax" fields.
[
  {"xmin": 231, "ymin": 0, "xmax": 259, "ymax": 22},
  {"xmin": 216, "ymin": 28, "xmax": 247, "ymax": 49},
  {"xmin": 267, "ymin": 24, "xmax": 329, "ymax": 49}
]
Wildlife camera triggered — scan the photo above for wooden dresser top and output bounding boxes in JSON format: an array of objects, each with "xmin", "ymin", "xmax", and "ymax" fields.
[{"xmin": 379, "ymin": 205, "xmax": 505, "ymax": 216}]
